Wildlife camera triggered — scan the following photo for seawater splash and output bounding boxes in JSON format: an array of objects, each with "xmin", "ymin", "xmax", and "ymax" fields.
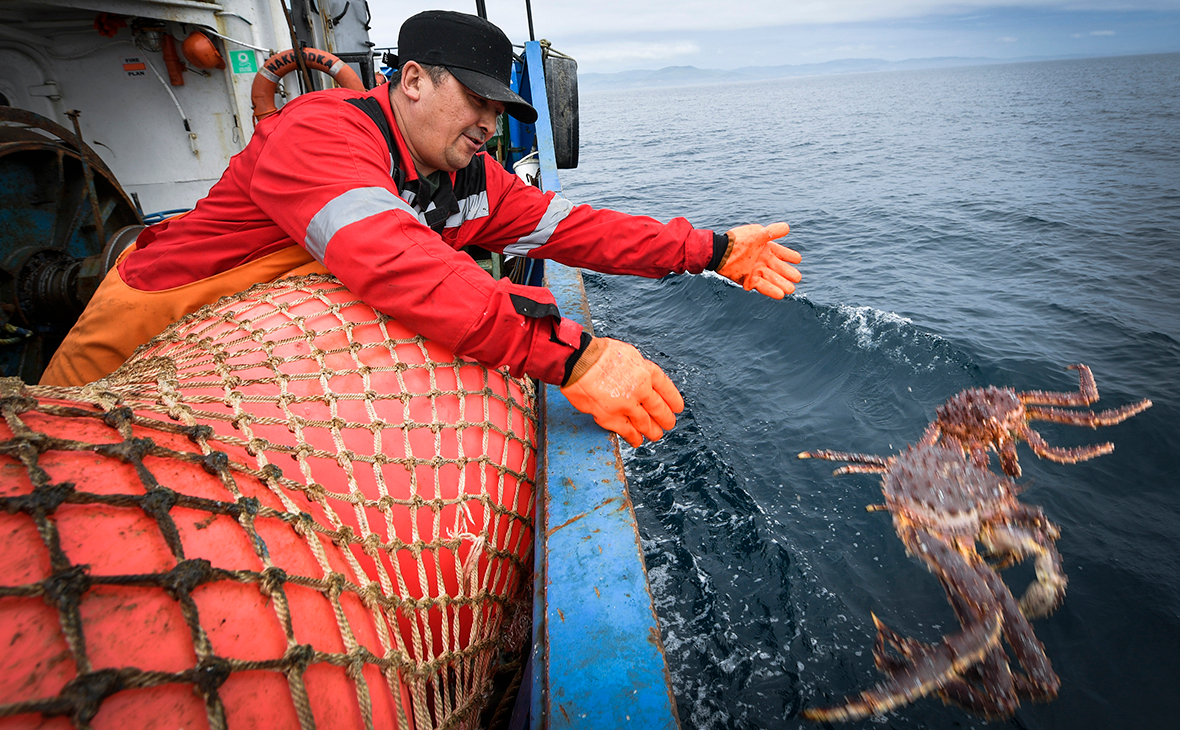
[
  {"xmin": 706, "ymin": 266, "xmax": 957, "ymax": 374},
  {"xmin": 831, "ymin": 304, "xmax": 914, "ymax": 350},
  {"xmin": 803, "ymin": 296, "xmax": 966, "ymax": 376}
]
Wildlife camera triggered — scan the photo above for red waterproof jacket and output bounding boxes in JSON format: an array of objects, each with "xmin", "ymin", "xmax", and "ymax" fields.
[{"xmin": 120, "ymin": 86, "xmax": 720, "ymax": 385}]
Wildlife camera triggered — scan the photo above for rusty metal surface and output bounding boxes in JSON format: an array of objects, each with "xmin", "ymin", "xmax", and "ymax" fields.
[
  {"xmin": 0, "ymin": 109, "xmax": 142, "ymax": 380},
  {"xmin": 0, "ymin": 107, "xmax": 119, "ymax": 181},
  {"xmin": 532, "ymin": 265, "xmax": 680, "ymax": 730},
  {"xmin": 515, "ymin": 39, "xmax": 677, "ymax": 727}
]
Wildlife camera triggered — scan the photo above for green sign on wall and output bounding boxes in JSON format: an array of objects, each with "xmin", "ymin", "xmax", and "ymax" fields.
[{"xmin": 230, "ymin": 50, "xmax": 259, "ymax": 74}]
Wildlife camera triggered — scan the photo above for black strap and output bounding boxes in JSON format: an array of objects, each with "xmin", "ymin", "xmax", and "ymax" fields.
[
  {"xmin": 344, "ymin": 97, "xmax": 405, "ymax": 189},
  {"xmin": 344, "ymin": 97, "xmax": 395, "ymax": 159},
  {"xmin": 342, "ymin": 96, "xmax": 464, "ymax": 233}
]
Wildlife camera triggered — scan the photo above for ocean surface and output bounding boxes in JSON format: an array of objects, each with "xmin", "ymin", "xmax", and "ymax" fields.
[{"xmin": 559, "ymin": 52, "xmax": 1180, "ymax": 729}]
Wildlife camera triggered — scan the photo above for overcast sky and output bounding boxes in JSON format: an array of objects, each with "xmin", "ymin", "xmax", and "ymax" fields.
[{"xmin": 367, "ymin": 1, "xmax": 1180, "ymax": 73}]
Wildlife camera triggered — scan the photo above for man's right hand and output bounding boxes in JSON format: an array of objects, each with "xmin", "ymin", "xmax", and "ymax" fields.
[{"xmin": 560, "ymin": 337, "xmax": 684, "ymax": 447}]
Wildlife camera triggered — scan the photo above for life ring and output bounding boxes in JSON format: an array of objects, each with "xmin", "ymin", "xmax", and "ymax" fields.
[
  {"xmin": 251, "ymin": 47, "xmax": 366, "ymax": 122},
  {"xmin": 0, "ymin": 275, "xmax": 538, "ymax": 728}
]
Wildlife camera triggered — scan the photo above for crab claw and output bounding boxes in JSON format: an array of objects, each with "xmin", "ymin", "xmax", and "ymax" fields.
[{"xmin": 979, "ymin": 523, "xmax": 1067, "ymax": 619}]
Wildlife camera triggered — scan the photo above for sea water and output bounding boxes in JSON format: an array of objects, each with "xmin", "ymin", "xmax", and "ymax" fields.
[{"xmin": 560, "ymin": 52, "xmax": 1180, "ymax": 729}]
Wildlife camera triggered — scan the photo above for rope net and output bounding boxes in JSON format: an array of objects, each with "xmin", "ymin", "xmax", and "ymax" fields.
[{"xmin": 0, "ymin": 275, "xmax": 538, "ymax": 730}]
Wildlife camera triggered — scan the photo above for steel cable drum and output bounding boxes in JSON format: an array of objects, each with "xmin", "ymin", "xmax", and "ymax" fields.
[
  {"xmin": 0, "ymin": 275, "xmax": 537, "ymax": 729},
  {"xmin": 0, "ymin": 108, "xmax": 143, "ymax": 381}
]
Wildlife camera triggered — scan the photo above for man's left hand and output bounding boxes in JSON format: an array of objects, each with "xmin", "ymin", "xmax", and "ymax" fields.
[{"xmin": 716, "ymin": 222, "xmax": 802, "ymax": 299}]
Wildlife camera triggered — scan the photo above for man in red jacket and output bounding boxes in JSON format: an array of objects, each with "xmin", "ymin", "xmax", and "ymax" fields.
[{"xmin": 42, "ymin": 10, "xmax": 802, "ymax": 449}]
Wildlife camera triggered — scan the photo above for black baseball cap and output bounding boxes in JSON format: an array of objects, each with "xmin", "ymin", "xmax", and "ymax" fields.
[{"xmin": 397, "ymin": 10, "xmax": 538, "ymax": 124}]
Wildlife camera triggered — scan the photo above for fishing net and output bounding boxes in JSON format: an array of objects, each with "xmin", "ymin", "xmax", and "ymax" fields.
[{"xmin": 0, "ymin": 275, "xmax": 537, "ymax": 730}]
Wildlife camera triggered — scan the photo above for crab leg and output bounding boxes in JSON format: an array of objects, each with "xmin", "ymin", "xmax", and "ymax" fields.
[
  {"xmin": 937, "ymin": 654, "xmax": 1023, "ymax": 719},
  {"xmin": 978, "ymin": 503, "xmax": 1056, "ymax": 570},
  {"xmin": 972, "ymin": 504, "xmax": 1065, "ymax": 689},
  {"xmin": 1005, "ymin": 502, "xmax": 1058, "ymax": 533},
  {"xmin": 997, "ymin": 439, "xmax": 1022, "ymax": 477},
  {"xmin": 1023, "ymin": 426, "xmax": 1115, "ymax": 465},
  {"xmin": 936, "ymin": 648, "xmax": 1020, "ymax": 719},
  {"xmin": 977, "ymin": 567, "xmax": 1060, "ymax": 700},
  {"xmin": 1025, "ymin": 399, "xmax": 1152, "ymax": 427},
  {"xmin": 875, "ymin": 585, "xmax": 1021, "ymax": 719},
  {"xmin": 935, "ymin": 572, "xmax": 1021, "ymax": 718},
  {"xmin": 967, "ymin": 444, "xmax": 995, "ymax": 472},
  {"xmin": 802, "ymin": 530, "xmax": 1002, "ymax": 722},
  {"xmin": 1017, "ymin": 364, "xmax": 1098, "ymax": 406},
  {"xmin": 802, "ymin": 614, "xmax": 1001, "ymax": 722},
  {"xmin": 798, "ymin": 449, "xmax": 888, "ymax": 466},
  {"xmin": 797, "ymin": 449, "xmax": 889, "ymax": 475}
]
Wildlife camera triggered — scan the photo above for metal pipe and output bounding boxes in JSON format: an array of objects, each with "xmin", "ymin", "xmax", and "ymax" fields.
[
  {"xmin": 202, "ymin": 26, "xmax": 273, "ymax": 54},
  {"xmin": 215, "ymin": 11, "xmax": 270, "ymax": 56},
  {"xmin": 525, "ymin": 0, "xmax": 535, "ymax": 41},
  {"xmin": 65, "ymin": 110, "xmax": 106, "ymax": 250},
  {"xmin": 0, "ymin": 22, "xmax": 52, "ymax": 46},
  {"xmin": 279, "ymin": 0, "xmax": 314, "ymax": 92},
  {"xmin": 474, "ymin": 1, "xmax": 487, "ymax": 20}
]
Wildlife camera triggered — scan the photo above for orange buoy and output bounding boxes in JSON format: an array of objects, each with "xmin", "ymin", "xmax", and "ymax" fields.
[
  {"xmin": 0, "ymin": 275, "xmax": 537, "ymax": 729},
  {"xmin": 181, "ymin": 32, "xmax": 226, "ymax": 71},
  {"xmin": 251, "ymin": 48, "xmax": 366, "ymax": 122}
]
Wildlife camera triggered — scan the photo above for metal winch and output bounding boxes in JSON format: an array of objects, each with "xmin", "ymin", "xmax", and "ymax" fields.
[{"xmin": 0, "ymin": 107, "xmax": 142, "ymax": 381}]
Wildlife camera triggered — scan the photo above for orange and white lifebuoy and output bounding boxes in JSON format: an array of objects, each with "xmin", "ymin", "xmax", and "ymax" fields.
[{"xmin": 251, "ymin": 48, "xmax": 366, "ymax": 122}]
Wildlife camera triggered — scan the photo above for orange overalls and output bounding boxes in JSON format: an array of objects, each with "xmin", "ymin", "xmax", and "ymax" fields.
[{"xmin": 39, "ymin": 243, "xmax": 326, "ymax": 386}]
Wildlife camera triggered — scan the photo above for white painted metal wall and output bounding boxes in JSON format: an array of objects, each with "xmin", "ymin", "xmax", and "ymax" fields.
[{"xmin": 1, "ymin": 0, "xmax": 374, "ymax": 213}]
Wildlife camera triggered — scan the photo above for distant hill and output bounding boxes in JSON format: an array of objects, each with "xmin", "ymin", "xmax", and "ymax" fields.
[{"xmin": 578, "ymin": 55, "xmax": 1084, "ymax": 91}]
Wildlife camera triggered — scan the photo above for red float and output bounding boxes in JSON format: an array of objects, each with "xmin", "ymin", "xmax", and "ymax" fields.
[{"xmin": 0, "ymin": 276, "xmax": 537, "ymax": 729}]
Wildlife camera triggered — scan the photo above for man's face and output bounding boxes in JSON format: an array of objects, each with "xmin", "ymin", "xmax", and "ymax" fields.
[{"xmin": 400, "ymin": 65, "xmax": 505, "ymax": 175}]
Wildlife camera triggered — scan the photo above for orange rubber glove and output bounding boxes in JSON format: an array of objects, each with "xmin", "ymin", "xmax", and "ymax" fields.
[
  {"xmin": 715, "ymin": 222, "xmax": 802, "ymax": 299},
  {"xmin": 560, "ymin": 337, "xmax": 685, "ymax": 447}
]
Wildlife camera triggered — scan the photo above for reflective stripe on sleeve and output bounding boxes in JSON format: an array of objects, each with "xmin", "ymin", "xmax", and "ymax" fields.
[
  {"xmin": 305, "ymin": 187, "xmax": 416, "ymax": 261},
  {"xmin": 444, "ymin": 191, "xmax": 490, "ymax": 229},
  {"xmin": 502, "ymin": 196, "xmax": 573, "ymax": 256}
]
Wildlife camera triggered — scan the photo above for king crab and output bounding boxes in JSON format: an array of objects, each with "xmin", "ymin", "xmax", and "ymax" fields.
[
  {"xmin": 920, "ymin": 364, "xmax": 1152, "ymax": 477},
  {"xmin": 797, "ymin": 443, "xmax": 1065, "ymax": 721}
]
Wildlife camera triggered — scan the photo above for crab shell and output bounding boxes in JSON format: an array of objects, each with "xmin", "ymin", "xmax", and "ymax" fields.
[
  {"xmin": 933, "ymin": 387, "xmax": 1025, "ymax": 448},
  {"xmin": 882, "ymin": 444, "xmax": 1016, "ymax": 538}
]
